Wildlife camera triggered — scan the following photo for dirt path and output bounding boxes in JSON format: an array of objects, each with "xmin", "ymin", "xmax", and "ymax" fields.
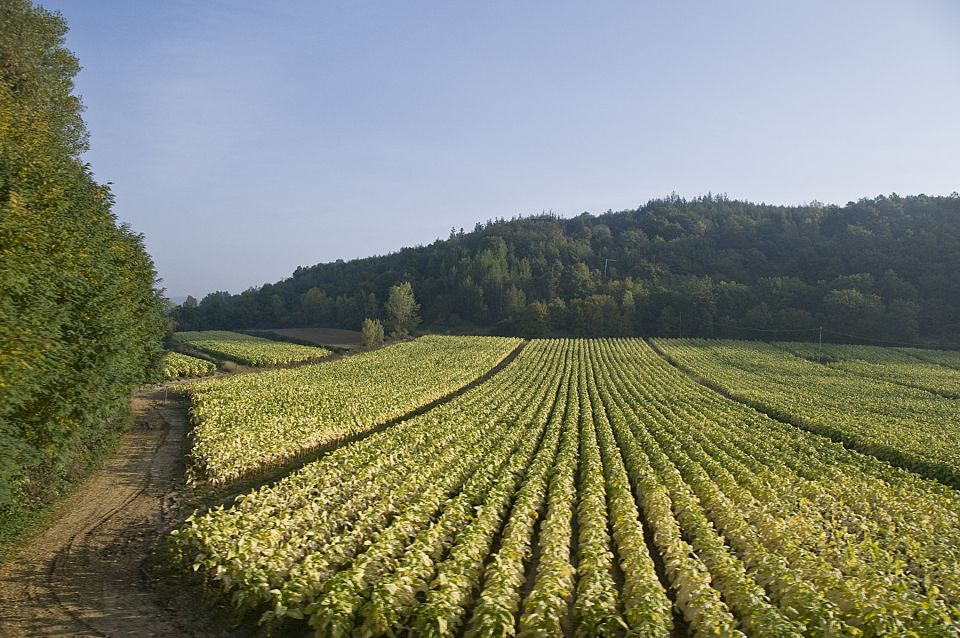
[
  {"xmin": 0, "ymin": 343, "xmax": 528, "ymax": 637},
  {"xmin": 0, "ymin": 390, "xmax": 231, "ymax": 638}
]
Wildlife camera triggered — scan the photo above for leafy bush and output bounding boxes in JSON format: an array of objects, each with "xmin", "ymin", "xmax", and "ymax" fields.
[
  {"xmin": 0, "ymin": 1, "xmax": 166, "ymax": 512},
  {"xmin": 360, "ymin": 318, "xmax": 384, "ymax": 347}
]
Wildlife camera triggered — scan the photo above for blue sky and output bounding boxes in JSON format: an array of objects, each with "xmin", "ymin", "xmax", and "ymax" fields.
[{"xmin": 43, "ymin": 1, "xmax": 960, "ymax": 299}]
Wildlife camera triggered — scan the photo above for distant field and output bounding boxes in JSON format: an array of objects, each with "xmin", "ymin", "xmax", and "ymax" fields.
[
  {"xmin": 899, "ymin": 346, "xmax": 960, "ymax": 370},
  {"xmin": 172, "ymin": 330, "xmax": 332, "ymax": 366},
  {"xmin": 260, "ymin": 327, "xmax": 363, "ymax": 349},
  {"xmin": 161, "ymin": 351, "xmax": 216, "ymax": 381},
  {"xmin": 172, "ymin": 337, "xmax": 960, "ymax": 636},
  {"xmin": 775, "ymin": 340, "xmax": 960, "ymax": 398},
  {"xmin": 657, "ymin": 338, "xmax": 960, "ymax": 487},
  {"xmin": 181, "ymin": 335, "xmax": 522, "ymax": 483}
]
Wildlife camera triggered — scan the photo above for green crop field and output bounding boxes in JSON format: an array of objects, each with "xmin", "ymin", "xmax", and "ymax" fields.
[
  {"xmin": 169, "ymin": 337, "xmax": 960, "ymax": 636},
  {"xmin": 656, "ymin": 339, "xmax": 960, "ymax": 488},
  {"xmin": 162, "ymin": 351, "xmax": 217, "ymax": 381},
  {"xmin": 774, "ymin": 341, "xmax": 960, "ymax": 398},
  {"xmin": 180, "ymin": 335, "xmax": 521, "ymax": 483},
  {"xmin": 172, "ymin": 330, "xmax": 333, "ymax": 367}
]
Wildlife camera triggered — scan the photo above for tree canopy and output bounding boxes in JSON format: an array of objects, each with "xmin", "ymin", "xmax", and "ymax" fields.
[
  {"xmin": 0, "ymin": 0, "xmax": 166, "ymax": 511},
  {"xmin": 173, "ymin": 193, "xmax": 960, "ymax": 348},
  {"xmin": 385, "ymin": 281, "xmax": 421, "ymax": 337}
]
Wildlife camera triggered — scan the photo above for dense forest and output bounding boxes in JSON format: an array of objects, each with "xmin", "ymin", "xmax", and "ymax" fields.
[
  {"xmin": 0, "ymin": 2, "xmax": 166, "ymax": 524},
  {"xmin": 173, "ymin": 193, "xmax": 960, "ymax": 347}
]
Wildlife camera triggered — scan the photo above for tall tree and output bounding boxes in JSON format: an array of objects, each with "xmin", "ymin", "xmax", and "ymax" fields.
[
  {"xmin": 0, "ymin": 1, "xmax": 165, "ymax": 513},
  {"xmin": 384, "ymin": 281, "xmax": 421, "ymax": 336}
]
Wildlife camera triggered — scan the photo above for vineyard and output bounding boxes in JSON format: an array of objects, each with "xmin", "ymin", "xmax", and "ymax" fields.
[
  {"xmin": 170, "ymin": 337, "xmax": 960, "ymax": 636},
  {"xmin": 172, "ymin": 330, "xmax": 332, "ymax": 366}
]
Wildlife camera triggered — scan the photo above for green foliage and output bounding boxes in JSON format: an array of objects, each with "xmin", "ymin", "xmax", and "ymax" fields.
[
  {"xmin": 172, "ymin": 330, "xmax": 330, "ymax": 367},
  {"xmin": 171, "ymin": 338, "xmax": 960, "ymax": 634},
  {"xmin": 360, "ymin": 318, "xmax": 384, "ymax": 347},
  {"xmin": 162, "ymin": 351, "xmax": 216, "ymax": 381},
  {"xmin": 517, "ymin": 300, "xmax": 549, "ymax": 337},
  {"xmin": 172, "ymin": 194, "xmax": 960, "ymax": 345},
  {"xmin": 181, "ymin": 336, "xmax": 520, "ymax": 483},
  {"xmin": 384, "ymin": 281, "xmax": 421, "ymax": 337},
  {"xmin": 775, "ymin": 341, "xmax": 960, "ymax": 399},
  {"xmin": 658, "ymin": 339, "xmax": 960, "ymax": 487},
  {"xmin": 0, "ymin": 1, "xmax": 165, "ymax": 512}
]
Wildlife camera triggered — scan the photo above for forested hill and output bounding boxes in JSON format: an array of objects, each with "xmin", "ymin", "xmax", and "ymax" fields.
[{"xmin": 173, "ymin": 194, "xmax": 960, "ymax": 346}]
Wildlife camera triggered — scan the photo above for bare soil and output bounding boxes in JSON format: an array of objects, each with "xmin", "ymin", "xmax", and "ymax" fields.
[
  {"xmin": 260, "ymin": 327, "xmax": 362, "ymax": 349},
  {"xmin": 0, "ymin": 390, "xmax": 237, "ymax": 638}
]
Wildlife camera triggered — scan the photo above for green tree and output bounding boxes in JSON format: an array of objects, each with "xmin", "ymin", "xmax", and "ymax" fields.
[
  {"xmin": 384, "ymin": 281, "xmax": 421, "ymax": 336},
  {"xmin": 503, "ymin": 285, "xmax": 527, "ymax": 318},
  {"xmin": 299, "ymin": 287, "xmax": 332, "ymax": 326},
  {"xmin": 547, "ymin": 297, "xmax": 568, "ymax": 330},
  {"xmin": 580, "ymin": 294, "xmax": 627, "ymax": 336},
  {"xmin": 363, "ymin": 292, "xmax": 380, "ymax": 319},
  {"xmin": 360, "ymin": 318, "xmax": 385, "ymax": 347},
  {"xmin": 0, "ymin": 1, "xmax": 165, "ymax": 513},
  {"xmin": 563, "ymin": 262, "xmax": 595, "ymax": 297},
  {"xmin": 517, "ymin": 301, "xmax": 550, "ymax": 337},
  {"xmin": 823, "ymin": 288, "xmax": 884, "ymax": 337},
  {"xmin": 657, "ymin": 306, "xmax": 682, "ymax": 337}
]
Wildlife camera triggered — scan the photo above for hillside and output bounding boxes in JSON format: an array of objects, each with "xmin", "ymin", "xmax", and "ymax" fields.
[{"xmin": 172, "ymin": 193, "xmax": 960, "ymax": 346}]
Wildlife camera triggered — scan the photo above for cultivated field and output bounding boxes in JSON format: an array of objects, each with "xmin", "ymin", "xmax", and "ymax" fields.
[
  {"xmin": 774, "ymin": 341, "xmax": 960, "ymax": 398},
  {"xmin": 180, "ymin": 335, "xmax": 521, "ymax": 483},
  {"xmin": 657, "ymin": 339, "xmax": 960, "ymax": 488},
  {"xmin": 170, "ymin": 337, "xmax": 960, "ymax": 636},
  {"xmin": 172, "ymin": 330, "xmax": 332, "ymax": 366},
  {"xmin": 162, "ymin": 351, "xmax": 217, "ymax": 381}
]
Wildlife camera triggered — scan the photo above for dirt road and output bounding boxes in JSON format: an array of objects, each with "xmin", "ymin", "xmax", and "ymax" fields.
[{"xmin": 0, "ymin": 390, "xmax": 232, "ymax": 638}]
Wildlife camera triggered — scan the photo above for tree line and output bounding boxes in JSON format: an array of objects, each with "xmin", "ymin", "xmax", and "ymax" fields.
[
  {"xmin": 173, "ymin": 193, "xmax": 960, "ymax": 348},
  {"xmin": 0, "ymin": 1, "xmax": 166, "ymax": 524}
]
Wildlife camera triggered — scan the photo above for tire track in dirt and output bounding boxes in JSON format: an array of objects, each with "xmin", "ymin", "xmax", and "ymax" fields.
[
  {"xmin": 0, "ymin": 390, "xmax": 233, "ymax": 638},
  {"xmin": 0, "ymin": 342, "xmax": 530, "ymax": 637}
]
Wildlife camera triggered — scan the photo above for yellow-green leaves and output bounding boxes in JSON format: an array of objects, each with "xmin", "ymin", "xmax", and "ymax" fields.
[
  {"xmin": 162, "ymin": 351, "xmax": 216, "ymax": 380},
  {"xmin": 172, "ymin": 331, "xmax": 331, "ymax": 367},
  {"xmin": 171, "ymin": 338, "xmax": 960, "ymax": 636},
  {"xmin": 184, "ymin": 336, "xmax": 521, "ymax": 483}
]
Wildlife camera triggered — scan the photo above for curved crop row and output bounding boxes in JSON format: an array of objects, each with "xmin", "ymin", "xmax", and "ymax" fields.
[
  {"xmin": 181, "ymin": 335, "xmax": 521, "ymax": 483},
  {"xmin": 172, "ymin": 330, "xmax": 331, "ymax": 366},
  {"xmin": 170, "ymin": 337, "xmax": 960, "ymax": 636},
  {"xmin": 775, "ymin": 341, "xmax": 960, "ymax": 399},
  {"xmin": 603, "ymin": 339, "xmax": 960, "ymax": 635},
  {"xmin": 172, "ymin": 339, "xmax": 568, "ymax": 633},
  {"xmin": 655, "ymin": 338, "xmax": 960, "ymax": 488},
  {"xmin": 898, "ymin": 347, "xmax": 960, "ymax": 370},
  {"xmin": 162, "ymin": 351, "xmax": 217, "ymax": 380}
]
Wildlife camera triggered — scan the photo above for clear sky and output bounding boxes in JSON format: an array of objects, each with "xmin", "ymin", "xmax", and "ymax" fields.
[{"xmin": 42, "ymin": 0, "xmax": 960, "ymax": 300}]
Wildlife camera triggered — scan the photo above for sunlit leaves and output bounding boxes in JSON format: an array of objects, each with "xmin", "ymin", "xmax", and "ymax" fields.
[
  {"xmin": 182, "ymin": 336, "xmax": 521, "ymax": 483},
  {"xmin": 171, "ymin": 338, "xmax": 960, "ymax": 636},
  {"xmin": 172, "ymin": 331, "xmax": 331, "ymax": 367},
  {"xmin": 657, "ymin": 339, "xmax": 960, "ymax": 488},
  {"xmin": 162, "ymin": 351, "xmax": 215, "ymax": 380}
]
